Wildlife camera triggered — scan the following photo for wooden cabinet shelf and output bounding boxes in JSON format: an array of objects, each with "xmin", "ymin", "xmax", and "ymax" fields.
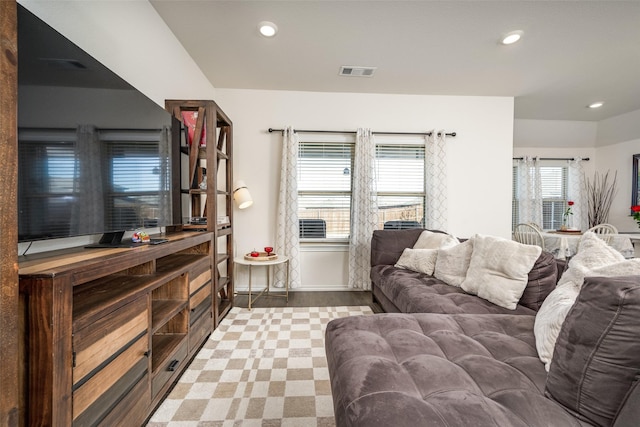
[
  {"xmin": 151, "ymin": 300, "xmax": 188, "ymax": 333},
  {"xmin": 151, "ymin": 333, "xmax": 187, "ymax": 373},
  {"xmin": 19, "ymin": 232, "xmax": 215, "ymax": 426},
  {"xmin": 166, "ymin": 99, "xmax": 234, "ymax": 329}
]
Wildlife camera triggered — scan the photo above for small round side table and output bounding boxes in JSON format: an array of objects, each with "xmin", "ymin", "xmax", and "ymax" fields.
[{"xmin": 234, "ymin": 255, "xmax": 289, "ymax": 310}]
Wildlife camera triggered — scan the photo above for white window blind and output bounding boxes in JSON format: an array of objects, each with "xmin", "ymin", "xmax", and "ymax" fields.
[
  {"xmin": 297, "ymin": 142, "xmax": 353, "ymax": 239},
  {"xmin": 376, "ymin": 144, "xmax": 425, "ymax": 229},
  {"xmin": 512, "ymin": 163, "xmax": 568, "ymax": 230},
  {"xmin": 106, "ymin": 140, "xmax": 167, "ymax": 229},
  {"xmin": 18, "ymin": 141, "xmax": 78, "ymax": 239}
]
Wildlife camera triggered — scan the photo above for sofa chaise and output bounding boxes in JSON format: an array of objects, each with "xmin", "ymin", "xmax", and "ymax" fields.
[{"xmin": 326, "ymin": 229, "xmax": 640, "ymax": 427}]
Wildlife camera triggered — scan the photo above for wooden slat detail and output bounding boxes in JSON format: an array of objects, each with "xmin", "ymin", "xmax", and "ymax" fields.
[
  {"xmin": 73, "ymin": 277, "xmax": 152, "ymax": 332},
  {"xmin": 0, "ymin": 3, "xmax": 19, "ymax": 425},
  {"xmin": 152, "ymin": 274, "xmax": 188, "ymax": 301},
  {"xmin": 96, "ymin": 372, "xmax": 150, "ymax": 427},
  {"xmin": 73, "ymin": 359, "xmax": 148, "ymax": 427},
  {"xmin": 190, "ymin": 285, "xmax": 211, "ymax": 312},
  {"xmin": 190, "ymin": 268, "xmax": 211, "ymax": 295},
  {"xmin": 189, "ymin": 303, "xmax": 212, "ymax": 353},
  {"xmin": 151, "ymin": 333, "xmax": 186, "ymax": 373},
  {"xmin": 151, "ymin": 300, "xmax": 187, "ymax": 333},
  {"xmin": 152, "ymin": 339, "xmax": 188, "ymax": 398},
  {"xmin": 73, "ymin": 336, "xmax": 148, "ymax": 420},
  {"xmin": 73, "ymin": 298, "xmax": 148, "ymax": 385},
  {"xmin": 126, "ymin": 260, "xmax": 156, "ymax": 275},
  {"xmin": 18, "ymin": 232, "xmax": 213, "ymax": 280}
]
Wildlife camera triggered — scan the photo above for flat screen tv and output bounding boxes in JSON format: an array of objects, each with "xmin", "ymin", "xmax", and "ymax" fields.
[{"xmin": 17, "ymin": 5, "xmax": 173, "ymax": 244}]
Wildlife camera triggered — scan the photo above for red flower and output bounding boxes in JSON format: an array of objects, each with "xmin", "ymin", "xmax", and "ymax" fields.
[
  {"xmin": 631, "ymin": 205, "xmax": 640, "ymax": 213},
  {"xmin": 567, "ymin": 201, "xmax": 575, "ymax": 206}
]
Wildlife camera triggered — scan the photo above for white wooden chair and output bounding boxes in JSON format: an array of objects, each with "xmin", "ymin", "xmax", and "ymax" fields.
[
  {"xmin": 513, "ymin": 223, "xmax": 545, "ymax": 251},
  {"xmin": 587, "ymin": 223, "xmax": 618, "ymax": 244}
]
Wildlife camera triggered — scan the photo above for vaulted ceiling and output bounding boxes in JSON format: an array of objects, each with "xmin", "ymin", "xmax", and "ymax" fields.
[{"xmin": 151, "ymin": 0, "xmax": 640, "ymax": 122}]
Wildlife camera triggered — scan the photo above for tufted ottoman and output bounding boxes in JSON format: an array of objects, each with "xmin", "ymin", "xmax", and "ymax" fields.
[{"xmin": 325, "ymin": 313, "xmax": 589, "ymax": 427}]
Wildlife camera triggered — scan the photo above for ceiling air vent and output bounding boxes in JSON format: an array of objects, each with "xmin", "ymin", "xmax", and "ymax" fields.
[{"xmin": 339, "ymin": 66, "xmax": 377, "ymax": 77}]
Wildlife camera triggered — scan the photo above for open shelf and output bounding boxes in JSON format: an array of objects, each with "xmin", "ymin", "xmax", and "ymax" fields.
[
  {"xmin": 166, "ymin": 99, "xmax": 234, "ymax": 329},
  {"xmin": 151, "ymin": 333, "xmax": 187, "ymax": 373}
]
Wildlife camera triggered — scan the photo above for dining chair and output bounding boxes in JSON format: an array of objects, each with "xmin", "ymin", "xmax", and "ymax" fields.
[
  {"xmin": 527, "ymin": 222, "xmax": 543, "ymax": 231},
  {"xmin": 513, "ymin": 223, "xmax": 545, "ymax": 251},
  {"xmin": 587, "ymin": 223, "xmax": 618, "ymax": 244}
]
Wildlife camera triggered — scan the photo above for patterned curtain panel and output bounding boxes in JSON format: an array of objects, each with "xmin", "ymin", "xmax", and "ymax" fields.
[
  {"xmin": 348, "ymin": 128, "xmax": 378, "ymax": 289},
  {"xmin": 73, "ymin": 125, "xmax": 104, "ymax": 235},
  {"xmin": 275, "ymin": 126, "xmax": 301, "ymax": 288},
  {"xmin": 516, "ymin": 156, "xmax": 543, "ymax": 227},
  {"xmin": 425, "ymin": 130, "xmax": 448, "ymax": 231},
  {"xmin": 159, "ymin": 126, "xmax": 172, "ymax": 227},
  {"xmin": 567, "ymin": 157, "xmax": 587, "ymax": 231}
]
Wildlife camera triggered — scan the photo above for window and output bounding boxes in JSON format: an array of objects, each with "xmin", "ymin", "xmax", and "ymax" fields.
[
  {"xmin": 297, "ymin": 138, "xmax": 425, "ymax": 240},
  {"xmin": 512, "ymin": 162, "xmax": 568, "ymax": 230},
  {"xmin": 18, "ymin": 129, "xmax": 168, "ymax": 240},
  {"xmin": 106, "ymin": 140, "xmax": 168, "ymax": 229},
  {"xmin": 376, "ymin": 144, "xmax": 425, "ymax": 229},
  {"xmin": 297, "ymin": 142, "xmax": 353, "ymax": 239},
  {"xmin": 18, "ymin": 138, "xmax": 78, "ymax": 239}
]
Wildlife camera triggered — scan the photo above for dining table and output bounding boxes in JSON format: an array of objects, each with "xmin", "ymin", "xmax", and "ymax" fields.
[{"xmin": 540, "ymin": 230, "xmax": 635, "ymax": 260}]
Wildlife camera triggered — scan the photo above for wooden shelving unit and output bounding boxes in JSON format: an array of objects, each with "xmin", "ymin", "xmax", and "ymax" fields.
[
  {"xmin": 18, "ymin": 232, "xmax": 215, "ymax": 426},
  {"xmin": 165, "ymin": 100, "xmax": 234, "ymax": 328}
]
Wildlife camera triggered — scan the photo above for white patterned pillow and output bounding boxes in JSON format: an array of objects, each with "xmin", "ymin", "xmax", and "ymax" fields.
[
  {"xmin": 460, "ymin": 234, "xmax": 542, "ymax": 310},
  {"xmin": 413, "ymin": 230, "xmax": 459, "ymax": 250},
  {"xmin": 395, "ymin": 248, "xmax": 439, "ymax": 275},
  {"xmin": 534, "ymin": 231, "xmax": 631, "ymax": 371},
  {"xmin": 433, "ymin": 239, "xmax": 473, "ymax": 287}
]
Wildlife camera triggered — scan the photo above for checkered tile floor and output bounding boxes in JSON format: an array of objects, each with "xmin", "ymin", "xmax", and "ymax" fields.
[{"xmin": 147, "ymin": 306, "xmax": 373, "ymax": 427}]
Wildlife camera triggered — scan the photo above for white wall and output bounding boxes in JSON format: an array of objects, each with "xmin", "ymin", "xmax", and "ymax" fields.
[
  {"xmin": 514, "ymin": 119, "xmax": 597, "ymax": 148},
  {"xmin": 514, "ymin": 113, "xmax": 640, "ymax": 237},
  {"xmin": 18, "ymin": 0, "xmax": 216, "ymax": 107},
  {"xmin": 216, "ymin": 88, "xmax": 514, "ymax": 290},
  {"xmin": 17, "ymin": 0, "xmax": 217, "ymax": 254},
  {"xmin": 595, "ymin": 109, "xmax": 640, "ymax": 233}
]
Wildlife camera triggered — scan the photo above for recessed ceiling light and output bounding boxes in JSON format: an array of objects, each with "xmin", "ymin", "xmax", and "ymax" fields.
[
  {"xmin": 588, "ymin": 102, "xmax": 604, "ymax": 109},
  {"xmin": 501, "ymin": 30, "xmax": 523, "ymax": 45},
  {"xmin": 258, "ymin": 21, "xmax": 278, "ymax": 37}
]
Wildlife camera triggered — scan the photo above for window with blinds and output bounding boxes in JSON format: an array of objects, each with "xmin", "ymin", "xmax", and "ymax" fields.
[
  {"xmin": 106, "ymin": 141, "xmax": 167, "ymax": 230},
  {"xmin": 512, "ymin": 164, "xmax": 568, "ymax": 230},
  {"xmin": 18, "ymin": 130, "xmax": 168, "ymax": 241},
  {"xmin": 376, "ymin": 144, "xmax": 425, "ymax": 229},
  {"xmin": 18, "ymin": 140, "xmax": 78, "ymax": 239},
  {"xmin": 298, "ymin": 143, "xmax": 353, "ymax": 239},
  {"xmin": 297, "ymin": 141, "xmax": 426, "ymax": 240}
]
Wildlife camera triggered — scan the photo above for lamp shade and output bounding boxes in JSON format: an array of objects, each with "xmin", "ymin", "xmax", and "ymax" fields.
[{"xmin": 233, "ymin": 180, "xmax": 253, "ymax": 209}]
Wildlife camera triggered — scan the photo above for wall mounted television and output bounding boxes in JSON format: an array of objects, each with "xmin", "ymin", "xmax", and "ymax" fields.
[{"xmin": 17, "ymin": 5, "xmax": 174, "ymax": 244}]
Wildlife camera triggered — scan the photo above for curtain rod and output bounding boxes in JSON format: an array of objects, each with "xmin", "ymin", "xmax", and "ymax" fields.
[
  {"xmin": 268, "ymin": 128, "xmax": 456, "ymax": 137},
  {"xmin": 513, "ymin": 157, "xmax": 590, "ymax": 161}
]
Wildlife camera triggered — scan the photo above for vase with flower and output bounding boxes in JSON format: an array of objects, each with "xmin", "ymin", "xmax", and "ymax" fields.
[
  {"xmin": 561, "ymin": 200, "xmax": 574, "ymax": 230},
  {"xmin": 631, "ymin": 205, "xmax": 640, "ymax": 229}
]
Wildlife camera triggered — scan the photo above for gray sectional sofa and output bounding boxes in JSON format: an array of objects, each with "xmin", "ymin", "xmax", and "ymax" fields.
[{"xmin": 325, "ymin": 229, "xmax": 640, "ymax": 427}]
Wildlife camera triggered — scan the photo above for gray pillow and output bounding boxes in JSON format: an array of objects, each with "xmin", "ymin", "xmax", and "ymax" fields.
[
  {"xmin": 519, "ymin": 251, "xmax": 557, "ymax": 311},
  {"xmin": 545, "ymin": 275, "xmax": 640, "ymax": 427}
]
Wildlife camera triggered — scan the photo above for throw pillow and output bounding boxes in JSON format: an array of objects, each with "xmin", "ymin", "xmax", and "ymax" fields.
[
  {"xmin": 433, "ymin": 239, "xmax": 473, "ymax": 287},
  {"xmin": 413, "ymin": 230, "xmax": 459, "ymax": 250},
  {"xmin": 394, "ymin": 248, "xmax": 439, "ymax": 276},
  {"xmin": 518, "ymin": 251, "xmax": 558, "ymax": 311},
  {"xmin": 545, "ymin": 275, "xmax": 640, "ymax": 427},
  {"xmin": 534, "ymin": 232, "xmax": 629, "ymax": 370},
  {"xmin": 460, "ymin": 234, "xmax": 542, "ymax": 310}
]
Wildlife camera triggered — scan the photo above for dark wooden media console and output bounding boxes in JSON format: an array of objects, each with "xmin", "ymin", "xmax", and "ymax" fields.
[{"xmin": 19, "ymin": 232, "xmax": 221, "ymax": 426}]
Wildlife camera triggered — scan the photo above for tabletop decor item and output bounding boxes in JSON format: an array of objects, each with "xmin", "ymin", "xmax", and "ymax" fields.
[
  {"xmin": 244, "ymin": 251, "xmax": 278, "ymax": 261},
  {"xmin": 631, "ymin": 205, "xmax": 640, "ymax": 229},
  {"xmin": 560, "ymin": 200, "xmax": 574, "ymax": 231},
  {"xmin": 586, "ymin": 170, "xmax": 618, "ymax": 228}
]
